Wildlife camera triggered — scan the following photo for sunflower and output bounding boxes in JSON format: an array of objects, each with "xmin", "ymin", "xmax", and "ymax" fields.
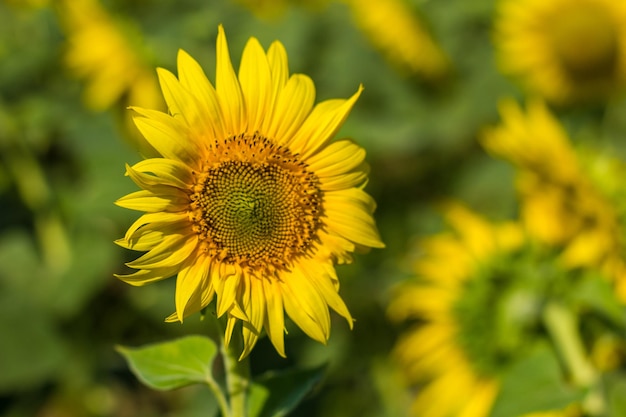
[
  {"xmin": 494, "ymin": 0, "xmax": 626, "ymax": 105},
  {"xmin": 389, "ymin": 204, "xmax": 527, "ymax": 417},
  {"xmin": 115, "ymin": 25, "xmax": 384, "ymax": 358},
  {"xmin": 59, "ymin": 0, "xmax": 162, "ymax": 112},
  {"xmin": 345, "ymin": 0, "xmax": 449, "ymax": 81},
  {"xmin": 481, "ymin": 99, "xmax": 626, "ymax": 301}
]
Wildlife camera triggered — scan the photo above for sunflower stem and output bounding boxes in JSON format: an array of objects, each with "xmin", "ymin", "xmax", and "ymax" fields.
[
  {"xmin": 205, "ymin": 370, "xmax": 231, "ymax": 417},
  {"xmin": 221, "ymin": 326, "xmax": 250, "ymax": 417},
  {"xmin": 542, "ymin": 301, "xmax": 604, "ymax": 415}
]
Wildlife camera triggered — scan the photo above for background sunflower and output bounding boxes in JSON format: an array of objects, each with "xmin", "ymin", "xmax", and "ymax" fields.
[{"xmin": 494, "ymin": 0, "xmax": 626, "ymax": 105}]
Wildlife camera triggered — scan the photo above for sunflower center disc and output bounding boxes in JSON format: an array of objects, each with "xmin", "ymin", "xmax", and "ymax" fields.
[
  {"xmin": 191, "ymin": 134, "xmax": 322, "ymax": 272},
  {"xmin": 549, "ymin": 5, "xmax": 618, "ymax": 81}
]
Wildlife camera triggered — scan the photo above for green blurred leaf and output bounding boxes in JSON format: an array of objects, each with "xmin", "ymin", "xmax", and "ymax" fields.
[
  {"xmin": 248, "ymin": 365, "xmax": 326, "ymax": 417},
  {"xmin": 607, "ymin": 371, "xmax": 626, "ymax": 416},
  {"xmin": 116, "ymin": 335, "xmax": 218, "ymax": 391},
  {"xmin": 0, "ymin": 289, "xmax": 66, "ymax": 392},
  {"xmin": 491, "ymin": 345, "xmax": 584, "ymax": 417},
  {"xmin": 571, "ymin": 272, "xmax": 626, "ymax": 327}
]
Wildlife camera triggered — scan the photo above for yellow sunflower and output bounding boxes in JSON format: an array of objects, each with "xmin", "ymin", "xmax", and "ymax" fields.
[
  {"xmin": 388, "ymin": 204, "xmax": 524, "ymax": 417},
  {"xmin": 494, "ymin": 0, "xmax": 626, "ymax": 105},
  {"xmin": 115, "ymin": 26, "xmax": 384, "ymax": 358},
  {"xmin": 345, "ymin": 0, "xmax": 449, "ymax": 81},
  {"xmin": 59, "ymin": 0, "xmax": 162, "ymax": 112},
  {"xmin": 481, "ymin": 99, "xmax": 626, "ymax": 301}
]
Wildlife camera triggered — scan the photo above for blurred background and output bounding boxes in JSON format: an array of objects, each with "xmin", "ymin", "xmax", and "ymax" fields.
[{"xmin": 2, "ymin": 0, "xmax": 626, "ymax": 416}]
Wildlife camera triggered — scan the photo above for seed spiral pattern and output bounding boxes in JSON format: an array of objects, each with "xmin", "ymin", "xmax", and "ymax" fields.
[{"xmin": 189, "ymin": 133, "xmax": 322, "ymax": 272}]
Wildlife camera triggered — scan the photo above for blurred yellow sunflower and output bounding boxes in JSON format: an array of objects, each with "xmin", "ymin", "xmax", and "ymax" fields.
[
  {"xmin": 59, "ymin": 0, "xmax": 162, "ymax": 112},
  {"xmin": 494, "ymin": 0, "xmax": 626, "ymax": 104},
  {"xmin": 481, "ymin": 99, "xmax": 626, "ymax": 301},
  {"xmin": 388, "ymin": 204, "xmax": 524, "ymax": 417},
  {"xmin": 345, "ymin": 0, "xmax": 449, "ymax": 81},
  {"xmin": 115, "ymin": 25, "xmax": 384, "ymax": 358}
]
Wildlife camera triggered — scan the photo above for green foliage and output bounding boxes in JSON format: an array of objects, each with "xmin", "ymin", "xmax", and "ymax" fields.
[
  {"xmin": 116, "ymin": 335, "xmax": 219, "ymax": 391},
  {"xmin": 491, "ymin": 345, "xmax": 585, "ymax": 417},
  {"xmin": 571, "ymin": 272, "xmax": 626, "ymax": 328},
  {"xmin": 117, "ymin": 335, "xmax": 325, "ymax": 416},
  {"xmin": 248, "ymin": 366, "xmax": 326, "ymax": 417}
]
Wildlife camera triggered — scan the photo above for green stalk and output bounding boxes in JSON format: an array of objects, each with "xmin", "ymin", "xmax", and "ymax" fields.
[
  {"xmin": 542, "ymin": 301, "xmax": 604, "ymax": 415},
  {"xmin": 221, "ymin": 328, "xmax": 250, "ymax": 417},
  {"xmin": 205, "ymin": 370, "xmax": 231, "ymax": 417}
]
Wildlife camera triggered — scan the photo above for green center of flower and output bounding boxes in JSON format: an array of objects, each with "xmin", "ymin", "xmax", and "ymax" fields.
[
  {"xmin": 548, "ymin": 4, "xmax": 619, "ymax": 82},
  {"xmin": 453, "ymin": 247, "xmax": 562, "ymax": 377},
  {"xmin": 190, "ymin": 133, "xmax": 322, "ymax": 272}
]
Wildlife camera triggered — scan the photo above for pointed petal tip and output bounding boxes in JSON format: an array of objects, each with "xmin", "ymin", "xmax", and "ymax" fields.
[
  {"xmin": 113, "ymin": 273, "xmax": 143, "ymax": 287},
  {"xmin": 113, "ymin": 238, "xmax": 126, "ymax": 247},
  {"xmin": 352, "ymin": 84, "xmax": 364, "ymax": 101}
]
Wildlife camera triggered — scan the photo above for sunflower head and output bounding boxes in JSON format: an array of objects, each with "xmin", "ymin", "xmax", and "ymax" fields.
[
  {"xmin": 59, "ymin": 0, "xmax": 162, "ymax": 111},
  {"xmin": 481, "ymin": 99, "xmax": 626, "ymax": 301},
  {"xmin": 115, "ymin": 25, "xmax": 384, "ymax": 358},
  {"xmin": 494, "ymin": 0, "xmax": 626, "ymax": 104},
  {"xmin": 389, "ymin": 203, "xmax": 586, "ymax": 417},
  {"xmin": 388, "ymin": 203, "xmax": 531, "ymax": 417}
]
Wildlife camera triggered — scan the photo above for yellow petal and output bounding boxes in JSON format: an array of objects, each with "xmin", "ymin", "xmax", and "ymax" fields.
[
  {"xmin": 126, "ymin": 234, "xmax": 197, "ymax": 269},
  {"xmin": 292, "ymin": 85, "xmax": 363, "ymax": 159},
  {"xmin": 115, "ymin": 189, "xmax": 188, "ymax": 212},
  {"xmin": 317, "ymin": 230, "xmax": 356, "ymax": 264},
  {"xmin": 240, "ymin": 277, "xmax": 265, "ymax": 359},
  {"xmin": 124, "ymin": 163, "xmax": 187, "ymax": 194},
  {"xmin": 116, "ymin": 222, "xmax": 188, "ymax": 252},
  {"xmin": 301, "ymin": 259, "xmax": 353, "ymax": 328},
  {"xmin": 267, "ymin": 41, "xmax": 289, "ymax": 91},
  {"xmin": 306, "ymin": 139, "xmax": 366, "ymax": 177},
  {"xmin": 319, "ymin": 170, "xmax": 369, "ymax": 191},
  {"xmin": 216, "ymin": 25, "xmax": 246, "ymax": 135},
  {"xmin": 224, "ymin": 314, "xmax": 238, "ymax": 347},
  {"xmin": 262, "ymin": 278, "xmax": 286, "ymax": 357},
  {"xmin": 281, "ymin": 267, "xmax": 330, "ymax": 343},
  {"xmin": 177, "ymin": 49, "xmax": 226, "ymax": 139},
  {"xmin": 266, "ymin": 40, "xmax": 289, "ymax": 117},
  {"xmin": 264, "ymin": 74, "xmax": 315, "ymax": 147},
  {"xmin": 175, "ymin": 255, "xmax": 211, "ymax": 322},
  {"xmin": 458, "ymin": 379, "xmax": 499, "ymax": 417},
  {"xmin": 114, "ymin": 266, "xmax": 179, "ymax": 286},
  {"xmin": 324, "ymin": 189, "xmax": 385, "ymax": 248},
  {"xmin": 216, "ymin": 264, "xmax": 241, "ymax": 317},
  {"xmin": 130, "ymin": 158, "xmax": 193, "ymax": 189},
  {"xmin": 157, "ymin": 67, "xmax": 213, "ymax": 136},
  {"xmin": 238, "ymin": 37, "xmax": 272, "ymax": 133},
  {"xmin": 122, "ymin": 211, "xmax": 189, "ymax": 242},
  {"xmin": 131, "ymin": 107, "xmax": 198, "ymax": 163}
]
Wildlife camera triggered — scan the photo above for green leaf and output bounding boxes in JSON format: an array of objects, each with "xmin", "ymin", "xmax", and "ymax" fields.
[
  {"xmin": 0, "ymin": 289, "xmax": 66, "ymax": 392},
  {"xmin": 116, "ymin": 335, "xmax": 219, "ymax": 391},
  {"xmin": 571, "ymin": 272, "xmax": 626, "ymax": 327},
  {"xmin": 490, "ymin": 345, "xmax": 585, "ymax": 417},
  {"xmin": 607, "ymin": 371, "xmax": 626, "ymax": 416},
  {"xmin": 248, "ymin": 365, "xmax": 326, "ymax": 417}
]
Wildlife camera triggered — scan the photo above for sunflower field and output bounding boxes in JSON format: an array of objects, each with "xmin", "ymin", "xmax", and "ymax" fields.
[{"xmin": 3, "ymin": 0, "xmax": 626, "ymax": 416}]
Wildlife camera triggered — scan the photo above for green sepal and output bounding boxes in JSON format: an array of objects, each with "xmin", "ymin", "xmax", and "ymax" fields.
[
  {"xmin": 248, "ymin": 365, "xmax": 326, "ymax": 417},
  {"xmin": 116, "ymin": 335, "xmax": 219, "ymax": 391}
]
